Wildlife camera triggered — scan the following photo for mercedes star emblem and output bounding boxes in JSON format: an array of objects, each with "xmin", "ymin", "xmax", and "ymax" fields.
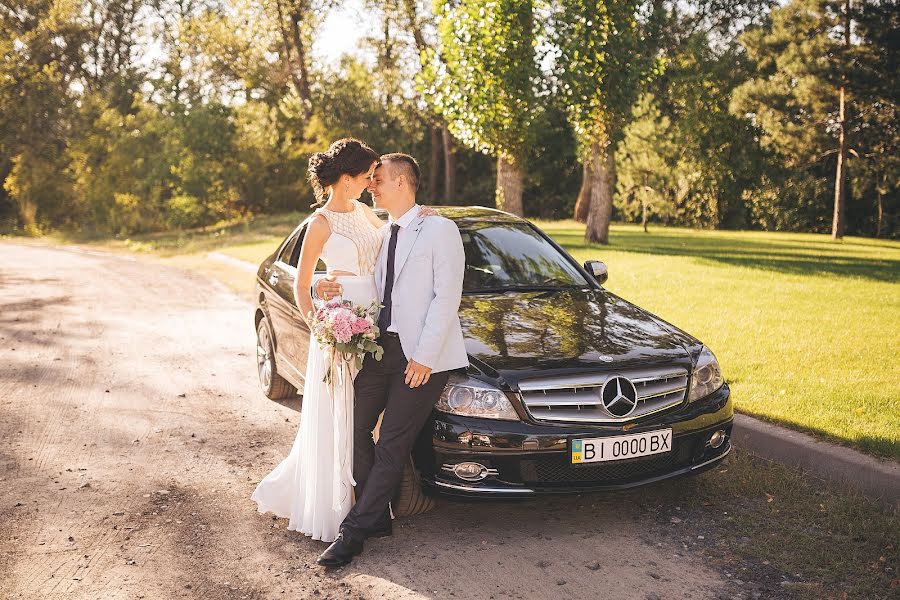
[{"xmin": 600, "ymin": 376, "xmax": 639, "ymax": 417}]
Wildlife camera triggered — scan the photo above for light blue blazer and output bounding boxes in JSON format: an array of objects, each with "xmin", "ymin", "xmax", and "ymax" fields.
[{"xmin": 375, "ymin": 214, "xmax": 469, "ymax": 373}]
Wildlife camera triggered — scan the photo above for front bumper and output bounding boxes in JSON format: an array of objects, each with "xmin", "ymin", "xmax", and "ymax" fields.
[{"xmin": 419, "ymin": 384, "xmax": 733, "ymax": 497}]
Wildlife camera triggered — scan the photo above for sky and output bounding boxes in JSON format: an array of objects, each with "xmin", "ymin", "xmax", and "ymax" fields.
[{"xmin": 313, "ymin": 1, "xmax": 374, "ymax": 66}]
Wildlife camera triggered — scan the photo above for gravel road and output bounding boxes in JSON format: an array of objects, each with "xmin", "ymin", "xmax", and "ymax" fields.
[{"xmin": 0, "ymin": 242, "xmax": 728, "ymax": 599}]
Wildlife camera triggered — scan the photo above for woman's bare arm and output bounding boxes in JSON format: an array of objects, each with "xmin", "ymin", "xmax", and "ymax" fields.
[{"xmin": 294, "ymin": 215, "xmax": 330, "ymax": 324}]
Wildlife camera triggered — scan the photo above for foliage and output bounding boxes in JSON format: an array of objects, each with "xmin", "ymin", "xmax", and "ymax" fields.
[
  {"xmin": 551, "ymin": 0, "xmax": 660, "ymax": 150},
  {"xmin": 616, "ymin": 35, "xmax": 766, "ymax": 229},
  {"xmin": 732, "ymin": 0, "xmax": 899, "ymax": 235},
  {"xmin": 0, "ymin": 0, "xmax": 895, "ymax": 237},
  {"xmin": 523, "ymin": 98, "xmax": 581, "ymax": 219},
  {"xmin": 425, "ymin": 0, "xmax": 542, "ymax": 161},
  {"xmin": 615, "ymin": 95, "xmax": 681, "ymax": 225}
]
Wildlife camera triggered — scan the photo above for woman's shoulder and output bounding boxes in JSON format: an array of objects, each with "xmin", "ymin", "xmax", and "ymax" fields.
[
  {"xmin": 356, "ymin": 201, "xmax": 386, "ymax": 228},
  {"xmin": 306, "ymin": 211, "xmax": 332, "ymax": 234}
]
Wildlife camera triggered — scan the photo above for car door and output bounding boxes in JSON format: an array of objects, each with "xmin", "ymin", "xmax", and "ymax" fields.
[
  {"xmin": 263, "ymin": 230, "xmax": 305, "ymax": 382},
  {"xmin": 282, "ymin": 224, "xmax": 329, "ymax": 372}
]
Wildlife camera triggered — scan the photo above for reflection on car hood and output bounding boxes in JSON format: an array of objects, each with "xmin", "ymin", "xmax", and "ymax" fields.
[{"xmin": 459, "ymin": 288, "xmax": 699, "ymax": 388}]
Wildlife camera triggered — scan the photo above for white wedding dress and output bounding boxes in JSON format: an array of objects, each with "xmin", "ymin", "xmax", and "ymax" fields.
[{"xmin": 252, "ymin": 200, "xmax": 384, "ymax": 542}]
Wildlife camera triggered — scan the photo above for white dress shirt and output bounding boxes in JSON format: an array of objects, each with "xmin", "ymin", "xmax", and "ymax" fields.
[{"xmin": 383, "ymin": 204, "xmax": 421, "ymax": 332}]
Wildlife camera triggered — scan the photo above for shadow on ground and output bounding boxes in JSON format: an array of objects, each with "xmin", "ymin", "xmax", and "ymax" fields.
[{"xmin": 547, "ymin": 228, "xmax": 900, "ymax": 283}]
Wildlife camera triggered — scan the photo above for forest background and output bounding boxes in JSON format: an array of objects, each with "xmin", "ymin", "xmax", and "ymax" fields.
[{"xmin": 1, "ymin": 0, "xmax": 897, "ymax": 242}]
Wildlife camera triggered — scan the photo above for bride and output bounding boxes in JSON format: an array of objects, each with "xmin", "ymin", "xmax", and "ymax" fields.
[{"xmin": 251, "ymin": 138, "xmax": 431, "ymax": 542}]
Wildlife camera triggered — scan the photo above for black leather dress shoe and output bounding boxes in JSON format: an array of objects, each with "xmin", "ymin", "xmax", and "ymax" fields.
[{"xmin": 317, "ymin": 529, "xmax": 364, "ymax": 567}]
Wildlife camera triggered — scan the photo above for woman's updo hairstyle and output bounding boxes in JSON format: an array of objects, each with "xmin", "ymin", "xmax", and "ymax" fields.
[{"xmin": 307, "ymin": 138, "xmax": 380, "ymax": 207}]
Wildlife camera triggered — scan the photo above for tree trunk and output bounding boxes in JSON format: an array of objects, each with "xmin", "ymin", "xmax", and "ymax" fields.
[
  {"xmin": 832, "ymin": 0, "xmax": 851, "ymax": 240},
  {"xmin": 442, "ymin": 124, "xmax": 457, "ymax": 203},
  {"xmin": 402, "ymin": 0, "xmax": 428, "ymax": 58},
  {"xmin": 584, "ymin": 142, "xmax": 616, "ymax": 245},
  {"xmin": 642, "ymin": 197, "xmax": 648, "ymax": 233},
  {"xmin": 428, "ymin": 126, "xmax": 441, "ymax": 203},
  {"xmin": 289, "ymin": 12, "xmax": 312, "ymax": 119},
  {"xmin": 832, "ymin": 93, "xmax": 848, "ymax": 240},
  {"xmin": 573, "ymin": 159, "xmax": 593, "ymax": 222},
  {"xmin": 876, "ymin": 178, "xmax": 883, "ymax": 237},
  {"xmin": 381, "ymin": 8, "xmax": 395, "ymax": 109},
  {"xmin": 273, "ymin": 0, "xmax": 312, "ymax": 120},
  {"xmin": 402, "ymin": 0, "xmax": 456, "ymax": 204},
  {"xmin": 496, "ymin": 154, "xmax": 524, "ymax": 216}
]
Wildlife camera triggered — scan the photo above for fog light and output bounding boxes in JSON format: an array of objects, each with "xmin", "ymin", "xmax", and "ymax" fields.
[
  {"xmin": 454, "ymin": 463, "xmax": 487, "ymax": 481},
  {"xmin": 441, "ymin": 462, "xmax": 500, "ymax": 481},
  {"xmin": 709, "ymin": 430, "xmax": 726, "ymax": 449}
]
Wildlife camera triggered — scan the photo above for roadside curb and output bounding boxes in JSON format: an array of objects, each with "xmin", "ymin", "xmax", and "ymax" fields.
[
  {"xmin": 209, "ymin": 251, "xmax": 258, "ymax": 273},
  {"xmin": 207, "ymin": 250, "xmax": 899, "ymax": 510},
  {"xmin": 733, "ymin": 414, "xmax": 899, "ymax": 509}
]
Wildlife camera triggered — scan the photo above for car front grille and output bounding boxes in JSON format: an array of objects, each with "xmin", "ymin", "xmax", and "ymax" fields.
[
  {"xmin": 518, "ymin": 367, "xmax": 689, "ymax": 424},
  {"xmin": 518, "ymin": 440, "xmax": 695, "ymax": 486}
]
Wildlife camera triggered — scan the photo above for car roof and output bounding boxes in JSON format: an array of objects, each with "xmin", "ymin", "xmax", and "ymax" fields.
[
  {"xmin": 287, "ymin": 205, "xmax": 527, "ymax": 242},
  {"xmin": 374, "ymin": 205, "xmax": 526, "ymax": 226}
]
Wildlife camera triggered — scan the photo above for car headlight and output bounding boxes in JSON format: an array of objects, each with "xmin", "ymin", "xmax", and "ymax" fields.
[
  {"xmin": 687, "ymin": 347, "xmax": 724, "ymax": 402},
  {"xmin": 436, "ymin": 375, "xmax": 519, "ymax": 420}
]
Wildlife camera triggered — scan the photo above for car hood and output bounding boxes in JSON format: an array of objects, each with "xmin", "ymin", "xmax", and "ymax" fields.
[{"xmin": 459, "ymin": 288, "xmax": 701, "ymax": 389}]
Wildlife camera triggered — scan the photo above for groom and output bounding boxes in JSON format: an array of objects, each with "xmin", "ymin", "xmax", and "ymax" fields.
[{"xmin": 315, "ymin": 153, "xmax": 468, "ymax": 567}]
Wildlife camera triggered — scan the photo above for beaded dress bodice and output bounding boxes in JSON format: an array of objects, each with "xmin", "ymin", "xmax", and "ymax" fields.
[{"xmin": 316, "ymin": 201, "xmax": 384, "ymax": 276}]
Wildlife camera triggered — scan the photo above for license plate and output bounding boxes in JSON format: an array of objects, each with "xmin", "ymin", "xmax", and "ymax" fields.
[{"xmin": 571, "ymin": 429, "xmax": 672, "ymax": 464}]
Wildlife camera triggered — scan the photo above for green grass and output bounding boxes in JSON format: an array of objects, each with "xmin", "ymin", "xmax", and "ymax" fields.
[{"xmin": 46, "ymin": 217, "xmax": 900, "ymax": 458}]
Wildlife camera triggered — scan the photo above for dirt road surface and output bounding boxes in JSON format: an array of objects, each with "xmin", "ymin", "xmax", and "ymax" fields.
[{"xmin": 1, "ymin": 243, "xmax": 729, "ymax": 599}]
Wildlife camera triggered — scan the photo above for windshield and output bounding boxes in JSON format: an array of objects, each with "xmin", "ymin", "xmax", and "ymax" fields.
[{"xmin": 459, "ymin": 222, "xmax": 589, "ymax": 292}]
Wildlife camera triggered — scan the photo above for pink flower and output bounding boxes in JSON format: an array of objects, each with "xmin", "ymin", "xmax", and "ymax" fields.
[
  {"xmin": 351, "ymin": 316, "xmax": 370, "ymax": 334},
  {"xmin": 333, "ymin": 318, "xmax": 353, "ymax": 343},
  {"xmin": 330, "ymin": 308, "xmax": 355, "ymax": 343}
]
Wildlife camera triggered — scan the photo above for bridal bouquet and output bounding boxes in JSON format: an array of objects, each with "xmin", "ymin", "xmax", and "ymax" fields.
[{"xmin": 308, "ymin": 298, "xmax": 384, "ymax": 385}]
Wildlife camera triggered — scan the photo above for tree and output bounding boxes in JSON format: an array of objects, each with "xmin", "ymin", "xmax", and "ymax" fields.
[
  {"xmin": 1, "ymin": 0, "xmax": 87, "ymax": 229},
  {"xmin": 426, "ymin": 0, "xmax": 542, "ymax": 216},
  {"xmin": 730, "ymin": 0, "xmax": 885, "ymax": 238},
  {"xmin": 616, "ymin": 35, "xmax": 766, "ymax": 229},
  {"xmin": 851, "ymin": 0, "xmax": 899, "ymax": 236},
  {"xmin": 400, "ymin": 0, "xmax": 461, "ymax": 203},
  {"xmin": 615, "ymin": 95, "xmax": 679, "ymax": 230},
  {"xmin": 552, "ymin": 0, "xmax": 662, "ymax": 243}
]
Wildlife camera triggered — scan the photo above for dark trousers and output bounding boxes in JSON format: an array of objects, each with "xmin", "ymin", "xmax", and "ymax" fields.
[{"xmin": 341, "ymin": 334, "xmax": 450, "ymax": 533}]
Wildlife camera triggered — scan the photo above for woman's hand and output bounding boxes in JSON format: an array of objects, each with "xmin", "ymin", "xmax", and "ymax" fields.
[{"xmin": 419, "ymin": 205, "xmax": 439, "ymax": 218}]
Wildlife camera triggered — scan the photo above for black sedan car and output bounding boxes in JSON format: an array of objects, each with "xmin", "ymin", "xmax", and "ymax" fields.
[{"xmin": 254, "ymin": 207, "xmax": 732, "ymax": 515}]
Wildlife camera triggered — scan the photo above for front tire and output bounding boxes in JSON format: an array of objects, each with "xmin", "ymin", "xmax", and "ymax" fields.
[
  {"xmin": 393, "ymin": 455, "xmax": 436, "ymax": 516},
  {"xmin": 256, "ymin": 316, "xmax": 296, "ymax": 400}
]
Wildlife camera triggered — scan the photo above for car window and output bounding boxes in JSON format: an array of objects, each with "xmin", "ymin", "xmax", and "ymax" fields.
[
  {"xmin": 282, "ymin": 224, "xmax": 325, "ymax": 271},
  {"xmin": 459, "ymin": 222, "xmax": 588, "ymax": 291},
  {"xmin": 277, "ymin": 230, "xmax": 301, "ymax": 265}
]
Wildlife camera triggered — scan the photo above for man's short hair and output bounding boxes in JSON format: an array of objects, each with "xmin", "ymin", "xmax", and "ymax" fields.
[{"xmin": 380, "ymin": 153, "xmax": 420, "ymax": 191}]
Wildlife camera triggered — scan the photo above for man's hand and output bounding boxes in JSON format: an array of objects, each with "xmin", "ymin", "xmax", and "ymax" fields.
[
  {"xmin": 315, "ymin": 275, "xmax": 343, "ymax": 301},
  {"xmin": 404, "ymin": 360, "xmax": 432, "ymax": 388}
]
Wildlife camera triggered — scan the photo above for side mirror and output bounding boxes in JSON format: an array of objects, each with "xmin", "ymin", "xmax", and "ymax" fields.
[{"xmin": 583, "ymin": 260, "xmax": 608, "ymax": 285}]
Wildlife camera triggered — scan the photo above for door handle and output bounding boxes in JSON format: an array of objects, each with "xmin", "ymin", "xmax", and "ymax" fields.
[{"xmin": 269, "ymin": 272, "xmax": 279, "ymax": 285}]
